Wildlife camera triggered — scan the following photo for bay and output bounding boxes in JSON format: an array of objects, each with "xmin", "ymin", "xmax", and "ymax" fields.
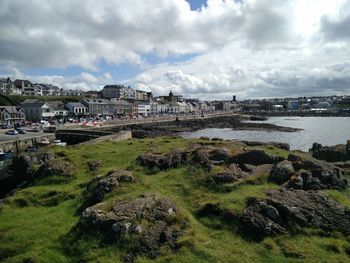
[{"xmin": 180, "ymin": 117, "xmax": 350, "ymax": 151}]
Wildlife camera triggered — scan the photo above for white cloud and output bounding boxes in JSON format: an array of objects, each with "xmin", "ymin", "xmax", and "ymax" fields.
[{"xmin": 0, "ymin": 0, "xmax": 350, "ymax": 99}]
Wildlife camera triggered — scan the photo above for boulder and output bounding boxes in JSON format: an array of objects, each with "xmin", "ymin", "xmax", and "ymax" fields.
[
  {"xmin": 269, "ymin": 160, "xmax": 294, "ymax": 184},
  {"xmin": 86, "ymin": 169, "xmax": 134, "ymax": 202},
  {"xmin": 11, "ymin": 151, "xmax": 55, "ymax": 178},
  {"xmin": 242, "ymin": 201, "xmax": 287, "ymax": 238},
  {"xmin": 212, "ymin": 164, "xmax": 245, "ymax": 184},
  {"xmin": 107, "ymin": 169, "xmax": 135, "ymax": 183},
  {"xmin": 137, "ymin": 153, "xmax": 170, "ymax": 170},
  {"xmin": 79, "ymin": 195, "xmax": 184, "ymax": 261},
  {"xmin": 289, "ymin": 155, "xmax": 348, "ymax": 190},
  {"xmin": 231, "ymin": 150, "xmax": 284, "ymax": 165},
  {"xmin": 36, "ymin": 159, "xmax": 73, "ymax": 178},
  {"xmin": 242, "ymin": 141, "xmax": 290, "ymax": 151},
  {"xmin": 241, "ymin": 189, "xmax": 350, "ymax": 239},
  {"xmin": 311, "ymin": 144, "xmax": 350, "ymax": 162},
  {"xmin": 208, "ymin": 148, "xmax": 232, "ymax": 163},
  {"xmin": 137, "ymin": 150, "xmax": 189, "ymax": 170}
]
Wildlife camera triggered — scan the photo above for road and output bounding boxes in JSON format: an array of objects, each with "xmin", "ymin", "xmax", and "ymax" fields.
[{"xmin": 0, "ymin": 132, "xmax": 47, "ymax": 142}]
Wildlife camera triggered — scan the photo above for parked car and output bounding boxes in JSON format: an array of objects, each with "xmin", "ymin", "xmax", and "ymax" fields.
[
  {"xmin": 5, "ymin": 130, "xmax": 18, "ymax": 135},
  {"xmin": 16, "ymin": 128, "xmax": 26, "ymax": 134}
]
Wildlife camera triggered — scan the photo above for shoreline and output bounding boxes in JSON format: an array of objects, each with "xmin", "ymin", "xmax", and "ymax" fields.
[{"xmin": 109, "ymin": 114, "xmax": 301, "ymax": 138}]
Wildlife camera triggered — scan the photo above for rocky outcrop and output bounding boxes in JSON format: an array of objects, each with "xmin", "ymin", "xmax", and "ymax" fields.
[
  {"xmin": 212, "ymin": 164, "xmax": 245, "ymax": 184},
  {"xmin": 79, "ymin": 194, "xmax": 184, "ymax": 261},
  {"xmin": 85, "ymin": 170, "xmax": 135, "ymax": 202},
  {"xmin": 231, "ymin": 150, "xmax": 284, "ymax": 165},
  {"xmin": 286, "ymin": 153, "xmax": 348, "ymax": 190},
  {"xmin": 241, "ymin": 189, "xmax": 350, "ymax": 239},
  {"xmin": 310, "ymin": 142, "xmax": 350, "ymax": 162},
  {"xmin": 137, "ymin": 150, "xmax": 190, "ymax": 170},
  {"xmin": 242, "ymin": 141, "xmax": 290, "ymax": 151},
  {"xmin": 269, "ymin": 160, "xmax": 295, "ymax": 184},
  {"xmin": 36, "ymin": 159, "xmax": 74, "ymax": 178},
  {"xmin": 11, "ymin": 151, "xmax": 55, "ymax": 178}
]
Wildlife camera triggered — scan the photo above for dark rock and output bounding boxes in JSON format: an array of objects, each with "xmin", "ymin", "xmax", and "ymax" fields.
[
  {"xmin": 241, "ymin": 189, "xmax": 350, "ymax": 239},
  {"xmin": 287, "ymin": 174, "xmax": 304, "ymax": 189},
  {"xmin": 192, "ymin": 148, "xmax": 210, "ymax": 166},
  {"xmin": 250, "ymin": 116, "xmax": 268, "ymax": 121},
  {"xmin": 311, "ymin": 142, "xmax": 323, "ymax": 151},
  {"xmin": 287, "ymin": 153, "xmax": 303, "ymax": 162},
  {"xmin": 11, "ymin": 151, "xmax": 55, "ymax": 178},
  {"xmin": 107, "ymin": 169, "xmax": 135, "ymax": 183},
  {"xmin": 242, "ymin": 141, "xmax": 290, "ymax": 151},
  {"xmin": 137, "ymin": 153, "xmax": 170, "ymax": 170},
  {"xmin": 241, "ymin": 201, "xmax": 287, "ymax": 238},
  {"xmin": 36, "ymin": 159, "xmax": 74, "ymax": 178},
  {"xmin": 87, "ymin": 160, "xmax": 102, "ymax": 173},
  {"xmin": 79, "ymin": 195, "xmax": 183, "ymax": 261},
  {"xmin": 311, "ymin": 144, "xmax": 350, "ymax": 162},
  {"xmin": 269, "ymin": 160, "xmax": 294, "ymax": 184},
  {"xmin": 137, "ymin": 150, "xmax": 189, "ymax": 170},
  {"xmin": 231, "ymin": 150, "xmax": 284, "ymax": 165},
  {"xmin": 208, "ymin": 148, "xmax": 231, "ymax": 163},
  {"xmin": 85, "ymin": 170, "xmax": 134, "ymax": 202},
  {"xmin": 290, "ymin": 156, "xmax": 348, "ymax": 190},
  {"xmin": 212, "ymin": 164, "xmax": 245, "ymax": 184}
]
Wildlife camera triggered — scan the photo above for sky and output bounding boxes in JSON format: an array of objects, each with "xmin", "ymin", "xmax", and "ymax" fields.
[{"xmin": 0, "ymin": 0, "xmax": 350, "ymax": 100}]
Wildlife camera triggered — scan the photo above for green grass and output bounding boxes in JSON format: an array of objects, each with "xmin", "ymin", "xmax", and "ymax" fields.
[{"xmin": 1, "ymin": 137, "xmax": 350, "ymax": 262}]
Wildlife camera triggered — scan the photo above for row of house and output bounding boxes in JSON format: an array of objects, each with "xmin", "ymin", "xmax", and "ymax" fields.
[
  {"xmin": 0, "ymin": 106, "xmax": 26, "ymax": 126},
  {"xmin": 9, "ymin": 95, "xmax": 233, "ymax": 122},
  {"xmin": 0, "ymin": 78, "xmax": 63, "ymax": 96}
]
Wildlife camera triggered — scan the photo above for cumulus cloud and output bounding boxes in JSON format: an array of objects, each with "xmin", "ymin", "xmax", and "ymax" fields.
[
  {"xmin": 321, "ymin": 0, "xmax": 350, "ymax": 41},
  {"xmin": 0, "ymin": 0, "xmax": 350, "ymax": 99},
  {"xmin": 0, "ymin": 66, "xmax": 110, "ymax": 91}
]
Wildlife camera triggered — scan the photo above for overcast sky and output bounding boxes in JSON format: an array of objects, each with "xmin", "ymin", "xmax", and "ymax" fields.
[{"xmin": 0, "ymin": 0, "xmax": 350, "ymax": 99}]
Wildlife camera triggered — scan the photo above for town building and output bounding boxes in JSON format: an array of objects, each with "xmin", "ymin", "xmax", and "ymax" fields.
[
  {"xmin": 0, "ymin": 106, "xmax": 26, "ymax": 126},
  {"xmin": 0, "ymin": 78, "xmax": 21, "ymax": 95},
  {"xmin": 80, "ymin": 98, "xmax": 114, "ymax": 116},
  {"xmin": 20, "ymin": 101, "xmax": 55, "ymax": 121},
  {"xmin": 109, "ymin": 99, "xmax": 131, "ymax": 116},
  {"xmin": 45, "ymin": 101, "xmax": 68, "ymax": 120},
  {"xmin": 65, "ymin": 102, "xmax": 89, "ymax": 118}
]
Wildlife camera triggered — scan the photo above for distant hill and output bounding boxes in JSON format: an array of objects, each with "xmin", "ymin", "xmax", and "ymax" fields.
[{"xmin": 0, "ymin": 94, "xmax": 16, "ymax": 106}]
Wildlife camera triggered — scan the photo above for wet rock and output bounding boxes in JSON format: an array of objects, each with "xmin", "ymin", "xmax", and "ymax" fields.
[
  {"xmin": 242, "ymin": 189, "xmax": 350, "ymax": 239},
  {"xmin": 79, "ymin": 195, "xmax": 184, "ymax": 261},
  {"xmin": 36, "ymin": 159, "xmax": 74, "ymax": 178},
  {"xmin": 269, "ymin": 160, "xmax": 295, "ymax": 184},
  {"xmin": 231, "ymin": 150, "xmax": 284, "ymax": 165}
]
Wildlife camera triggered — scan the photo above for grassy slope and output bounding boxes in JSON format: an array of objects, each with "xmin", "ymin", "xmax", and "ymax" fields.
[{"xmin": 1, "ymin": 138, "xmax": 350, "ymax": 262}]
